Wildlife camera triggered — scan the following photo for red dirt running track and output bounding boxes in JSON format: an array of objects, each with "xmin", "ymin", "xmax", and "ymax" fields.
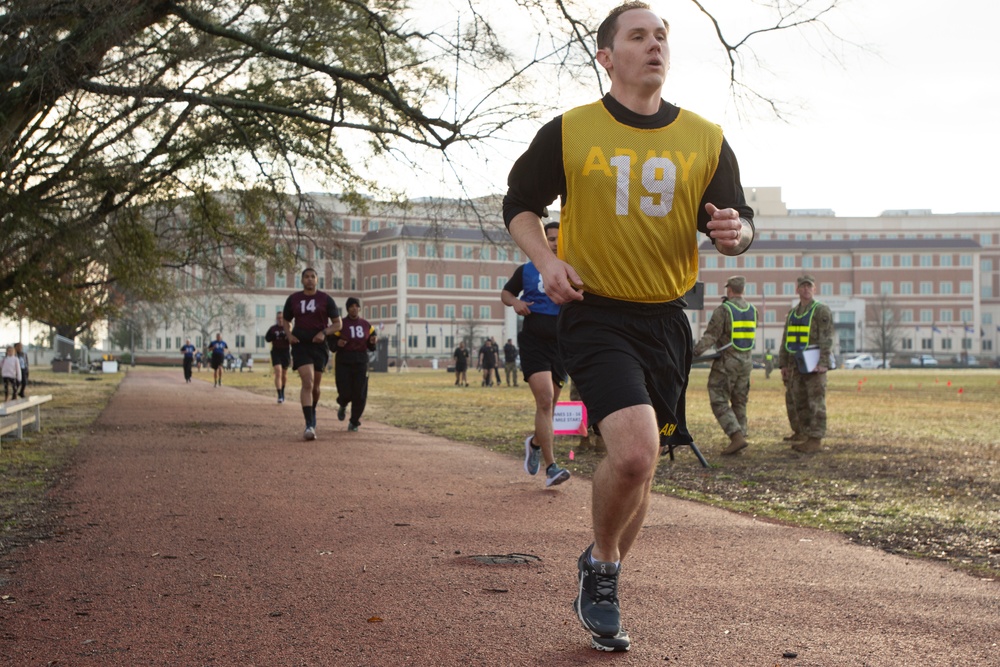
[{"xmin": 1, "ymin": 369, "xmax": 997, "ymax": 666}]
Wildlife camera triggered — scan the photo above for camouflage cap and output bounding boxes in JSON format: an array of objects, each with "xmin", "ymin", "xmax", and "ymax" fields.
[
  {"xmin": 796, "ymin": 274, "xmax": 816, "ymax": 287},
  {"xmin": 725, "ymin": 275, "xmax": 746, "ymax": 292}
]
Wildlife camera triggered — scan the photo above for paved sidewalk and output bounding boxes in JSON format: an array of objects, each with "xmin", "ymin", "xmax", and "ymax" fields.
[{"xmin": 1, "ymin": 369, "xmax": 997, "ymax": 666}]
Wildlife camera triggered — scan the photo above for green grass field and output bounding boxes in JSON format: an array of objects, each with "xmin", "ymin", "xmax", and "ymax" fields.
[{"xmin": 3, "ymin": 365, "xmax": 998, "ymax": 577}]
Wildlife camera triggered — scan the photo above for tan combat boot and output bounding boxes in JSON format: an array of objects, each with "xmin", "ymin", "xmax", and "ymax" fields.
[
  {"xmin": 783, "ymin": 432, "xmax": 806, "ymax": 442},
  {"xmin": 792, "ymin": 437, "xmax": 822, "ymax": 454},
  {"xmin": 721, "ymin": 431, "xmax": 748, "ymax": 456}
]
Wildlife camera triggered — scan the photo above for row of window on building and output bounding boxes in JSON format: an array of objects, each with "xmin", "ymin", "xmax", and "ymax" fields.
[
  {"xmin": 754, "ymin": 231, "xmax": 996, "ymax": 245},
  {"xmin": 704, "ymin": 280, "xmax": 984, "ymax": 298},
  {"xmin": 703, "ymin": 253, "xmax": 985, "ymax": 269},
  {"xmin": 368, "ymin": 242, "xmax": 522, "ymax": 262},
  {"xmin": 365, "ymin": 273, "xmax": 510, "ymax": 291}
]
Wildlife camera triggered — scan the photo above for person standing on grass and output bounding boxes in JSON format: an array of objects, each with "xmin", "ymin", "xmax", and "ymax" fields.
[
  {"xmin": 2, "ymin": 346, "xmax": 21, "ymax": 402},
  {"xmin": 453, "ymin": 341, "xmax": 469, "ymax": 386},
  {"xmin": 330, "ymin": 297, "xmax": 377, "ymax": 432},
  {"xmin": 180, "ymin": 339, "xmax": 196, "ymax": 383},
  {"xmin": 500, "ymin": 221, "xmax": 571, "ymax": 489},
  {"xmin": 283, "ymin": 267, "xmax": 341, "ymax": 441},
  {"xmin": 503, "ymin": 2, "xmax": 754, "ymax": 651},
  {"xmin": 477, "ymin": 337, "xmax": 498, "ymax": 387},
  {"xmin": 692, "ymin": 276, "xmax": 757, "ymax": 456},
  {"xmin": 208, "ymin": 334, "xmax": 228, "ymax": 387},
  {"xmin": 503, "ymin": 338, "xmax": 519, "ymax": 386},
  {"xmin": 265, "ymin": 312, "xmax": 291, "ymax": 404},
  {"xmin": 14, "ymin": 342, "xmax": 28, "ymax": 398},
  {"xmin": 491, "ymin": 338, "xmax": 503, "ymax": 387},
  {"xmin": 779, "ymin": 274, "xmax": 833, "ymax": 454}
]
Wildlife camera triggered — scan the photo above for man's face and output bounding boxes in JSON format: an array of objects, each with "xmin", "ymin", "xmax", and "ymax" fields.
[
  {"xmin": 797, "ymin": 282, "xmax": 816, "ymax": 302},
  {"xmin": 545, "ymin": 227, "xmax": 559, "ymax": 254},
  {"xmin": 348, "ymin": 304, "xmax": 360, "ymax": 318},
  {"xmin": 276, "ymin": 313, "xmax": 284, "ymax": 325},
  {"xmin": 598, "ymin": 9, "xmax": 669, "ymax": 95},
  {"xmin": 216, "ymin": 334, "xmax": 222, "ymax": 341},
  {"xmin": 302, "ymin": 270, "xmax": 317, "ymax": 291}
]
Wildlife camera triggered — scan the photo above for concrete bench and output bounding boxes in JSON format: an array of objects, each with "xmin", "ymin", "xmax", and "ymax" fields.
[{"xmin": 0, "ymin": 394, "xmax": 54, "ymax": 447}]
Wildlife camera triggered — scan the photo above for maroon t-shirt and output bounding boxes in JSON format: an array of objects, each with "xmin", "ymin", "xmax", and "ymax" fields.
[
  {"xmin": 283, "ymin": 290, "xmax": 339, "ymax": 341},
  {"xmin": 338, "ymin": 316, "xmax": 374, "ymax": 353}
]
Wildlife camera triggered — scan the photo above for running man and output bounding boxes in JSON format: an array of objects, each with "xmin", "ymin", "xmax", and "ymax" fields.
[
  {"xmin": 330, "ymin": 297, "xmax": 377, "ymax": 432},
  {"xmin": 265, "ymin": 312, "xmax": 291, "ymax": 403},
  {"xmin": 283, "ymin": 267, "xmax": 341, "ymax": 441},
  {"xmin": 500, "ymin": 221, "xmax": 571, "ymax": 488},
  {"xmin": 180, "ymin": 339, "xmax": 196, "ymax": 383},
  {"xmin": 208, "ymin": 334, "xmax": 228, "ymax": 387},
  {"xmin": 503, "ymin": 2, "xmax": 754, "ymax": 651}
]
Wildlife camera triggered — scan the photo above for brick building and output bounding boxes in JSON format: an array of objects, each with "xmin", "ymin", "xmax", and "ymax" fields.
[
  {"xmin": 695, "ymin": 188, "xmax": 999, "ymax": 363},
  {"xmin": 139, "ymin": 187, "xmax": 1000, "ymax": 366}
]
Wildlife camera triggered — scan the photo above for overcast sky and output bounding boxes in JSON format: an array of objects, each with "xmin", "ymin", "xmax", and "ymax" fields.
[{"xmin": 412, "ymin": 0, "xmax": 1000, "ymax": 218}]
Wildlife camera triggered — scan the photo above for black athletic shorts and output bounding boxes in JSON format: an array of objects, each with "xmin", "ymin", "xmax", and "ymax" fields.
[
  {"xmin": 270, "ymin": 348, "xmax": 291, "ymax": 368},
  {"xmin": 557, "ymin": 293, "xmax": 691, "ymax": 435},
  {"xmin": 210, "ymin": 352, "xmax": 225, "ymax": 370},
  {"xmin": 292, "ymin": 342, "xmax": 329, "ymax": 372},
  {"xmin": 518, "ymin": 313, "xmax": 567, "ymax": 386}
]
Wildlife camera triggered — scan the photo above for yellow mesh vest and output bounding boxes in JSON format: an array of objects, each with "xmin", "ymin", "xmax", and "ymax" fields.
[{"xmin": 559, "ymin": 101, "xmax": 723, "ymax": 303}]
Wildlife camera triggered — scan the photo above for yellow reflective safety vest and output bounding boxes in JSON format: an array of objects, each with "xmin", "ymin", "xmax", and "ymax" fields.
[
  {"xmin": 784, "ymin": 301, "xmax": 820, "ymax": 353},
  {"xmin": 723, "ymin": 300, "xmax": 757, "ymax": 351}
]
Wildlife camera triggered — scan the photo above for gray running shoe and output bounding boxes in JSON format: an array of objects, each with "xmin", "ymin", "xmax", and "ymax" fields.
[
  {"xmin": 591, "ymin": 630, "xmax": 631, "ymax": 652},
  {"xmin": 304, "ymin": 426, "xmax": 316, "ymax": 441},
  {"xmin": 574, "ymin": 545, "xmax": 622, "ymax": 640},
  {"xmin": 545, "ymin": 463, "xmax": 571, "ymax": 487},
  {"xmin": 347, "ymin": 423, "xmax": 359, "ymax": 432},
  {"xmin": 523, "ymin": 435, "xmax": 541, "ymax": 475}
]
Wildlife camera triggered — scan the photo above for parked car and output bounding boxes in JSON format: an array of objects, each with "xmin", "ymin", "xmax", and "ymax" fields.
[
  {"xmin": 909, "ymin": 354, "xmax": 939, "ymax": 366},
  {"xmin": 952, "ymin": 354, "xmax": 979, "ymax": 366},
  {"xmin": 843, "ymin": 353, "xmax": 889, "ymax": 370}
]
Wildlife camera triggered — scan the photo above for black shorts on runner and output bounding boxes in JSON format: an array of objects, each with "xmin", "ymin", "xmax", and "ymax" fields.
[
  {"xmin": 210, "ymin": 353, "xmax": 225, "ymax": 370},
  {"xmin": 518, "ymin": 313, "xmax": 567, "ymax": 386},
  {"xmin": 270, "ymin": 348, "xmax": 291, "ymax": 369},
  {"xmin": 557, "ymin": 293, "xmax": 691, "ymax": 434},
  {"xmin": 292, "ymin": 342, "xmax": 329, "ymax": 372}
]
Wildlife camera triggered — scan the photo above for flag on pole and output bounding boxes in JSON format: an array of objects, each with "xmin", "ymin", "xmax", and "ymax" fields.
[{"xmin": 932, "ymin": 326, "xmax": 942, "ymax": 334}]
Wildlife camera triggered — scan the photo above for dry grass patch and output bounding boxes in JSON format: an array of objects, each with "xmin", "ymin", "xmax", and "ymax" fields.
[{"xmin": 0, "ymin": 369, "xmax": 123, "ymax": 559}]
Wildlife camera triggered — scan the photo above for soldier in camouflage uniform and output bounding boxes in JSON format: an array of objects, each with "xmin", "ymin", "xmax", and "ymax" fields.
[
  {"xmin": 693, "ymin": 276, "xmax": 757, "ymax": 455},
  {"xmin": 778, "ymin": 274, "xmax": 834, "ymax": 453}
]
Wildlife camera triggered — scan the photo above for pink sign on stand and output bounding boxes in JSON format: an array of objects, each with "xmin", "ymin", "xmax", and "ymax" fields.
[{"xmin": 552, "ymin": 401, "xmax": 589, "ymax": 436}]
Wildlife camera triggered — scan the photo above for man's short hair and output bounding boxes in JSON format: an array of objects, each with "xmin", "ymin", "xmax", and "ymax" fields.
[
  {"xmin": 597, "ymin": 2, "xmax": 669, "ymax": 50},
  {"xmin": 543, "ymin": 221, "xmax": 560, "ymax": 233},
  {"xmin": 301, "ymin": 267, "xmax": 317, "ymax": 278}
]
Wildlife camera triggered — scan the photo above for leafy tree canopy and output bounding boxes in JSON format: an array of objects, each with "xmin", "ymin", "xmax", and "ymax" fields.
[{"xmin": 0, "ymin": 0, "xmax": 844, "ymax": 337}]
